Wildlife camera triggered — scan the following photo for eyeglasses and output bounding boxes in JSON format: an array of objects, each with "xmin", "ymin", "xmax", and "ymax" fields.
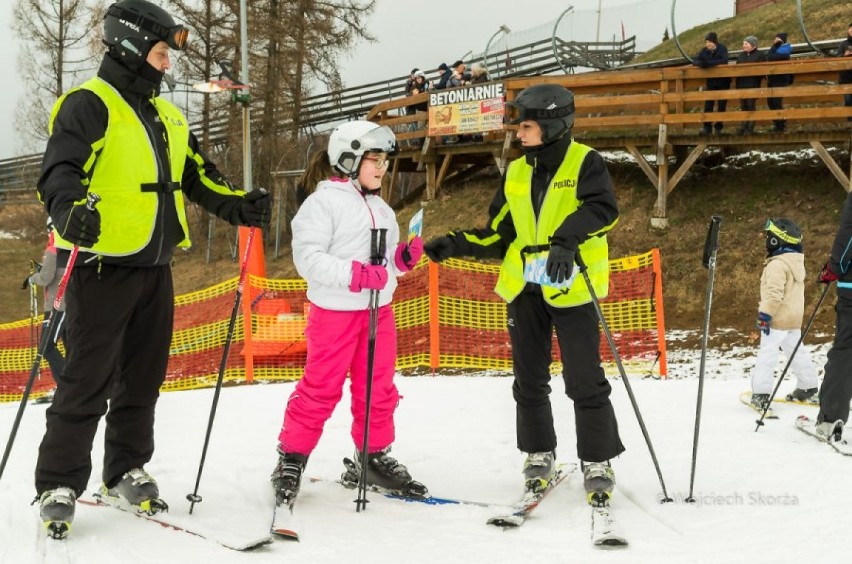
[{"xmin": 362, "ymin": 156, "xmax": 390, "ymax": 169}]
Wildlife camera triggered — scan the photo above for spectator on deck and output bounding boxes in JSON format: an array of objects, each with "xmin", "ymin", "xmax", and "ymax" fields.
[
  {"xmin": 448, "ymin": 60, "xmax": 469, "ymax": 88},
  {"xmin": 434, "ymin": 63, "xmax": 452, "ymax": 90},
  {"xmin": 841, "ymin": 44, "xmax": 852, "ymax": 122},
  {"xmin": 693, "ymin": 32, "xmax": 731, "ymax": 135},
  {"xmin": 765, "ymin": 32, "xmax": 793, "ymax": 133},
  {"xmin": 835, "ymin": 23, "xmax": 852, "ymax": 57},
  {"xmin": 470, "ymin": 62, "xmax": 490, "ymax": 83},
  {"xmin": 735, "ymin": 36, "xmax": 764, "ymax": 135}
]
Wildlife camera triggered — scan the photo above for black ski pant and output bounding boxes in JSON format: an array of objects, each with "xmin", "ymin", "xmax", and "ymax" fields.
[
  {"xmin": 819, "ymin": 293, "xmax": 852, "ymax": 424},
  {"xmin": 35, "ymin": 265, "xmax": 174, "ymax": 497},
  {"xmin": 507, "ymin": 288, "xmax": 625, "ymax": 463}
]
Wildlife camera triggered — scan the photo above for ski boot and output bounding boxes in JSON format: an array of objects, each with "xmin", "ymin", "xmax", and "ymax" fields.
[
  {"xmin": 786, "ymin": 387, "xmax": 819, "ymax": 405},
  {"xmin": 270, "ymin": 450, "xmax": 308, "ymax": 507},
  {"xmin": 750, "ymin": 393, "xmax": 770, "ymax": 412},
  {"xmin": 583, "ymin": 461, "xmax": 615, "ymax": 507},
  {"xmin": 37, "ymin": 486, "xmax": 76, "ymax": 539},
  {"xmin": 342, "ymin": 447, "xmax": 429, "ymax": 498},
  {"xmin": 522, "ymin": 451, "xmax": 556, "ymax": 493},
  {"xmin": 816, "ymin": 419, "xmax": 845, "ymax": 443},
  {"xmin": 99, "ymin": 467, "xmax": 168, "ymax": 515}
]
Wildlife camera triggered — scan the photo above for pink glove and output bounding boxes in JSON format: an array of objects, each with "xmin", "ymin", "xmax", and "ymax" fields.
[
  {"xmin": 349, "ymin": 261, "xmax": 389, "ymax": 292},
  {"xmin": 394, "ymin": 236, "xmax": 424, "ymax": 272}
]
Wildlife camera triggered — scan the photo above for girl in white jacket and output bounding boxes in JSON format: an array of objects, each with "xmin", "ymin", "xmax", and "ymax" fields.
[{"xmin": 270, "ymin": 121, "xmax": 426, "ymax": 507}]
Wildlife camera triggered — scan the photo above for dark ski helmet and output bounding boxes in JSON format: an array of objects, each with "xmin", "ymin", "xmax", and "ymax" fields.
[
  {"xmin": 506, "ymin": 83, "xmax": 575, "ymax": 144},
  {"xmin": 104, "ymin": 0, "xmax": 188, "ymax": 69},
  {"xmin": 765, "ymin": 218, "xmax": 802, "ymax": 252}
]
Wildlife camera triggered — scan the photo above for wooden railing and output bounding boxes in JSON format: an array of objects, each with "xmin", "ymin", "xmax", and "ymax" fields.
[{"xmin": 367, "ymin": 56, "xmax": 852, "ymax": 225}]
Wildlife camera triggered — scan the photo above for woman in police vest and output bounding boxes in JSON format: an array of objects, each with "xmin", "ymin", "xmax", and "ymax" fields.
[
  {"xmin": 424, "ymin": 83, "xmax": 624, "ymax": 506},
  {"xmin": 33, "ymin": 0, "xmax": 271, "ymax": 538}
]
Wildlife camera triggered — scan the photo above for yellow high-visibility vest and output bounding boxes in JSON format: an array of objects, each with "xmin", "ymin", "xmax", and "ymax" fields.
[{"xmin": 494, "ymin": 141, "xmax": 611, "ymax": 306}]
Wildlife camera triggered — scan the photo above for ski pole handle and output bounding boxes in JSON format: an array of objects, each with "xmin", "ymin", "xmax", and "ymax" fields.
[
  {"xmin": 369, "ymin": 228, "xmax": 388, "ymax": 266},
  {"xmin": 702, "ymin": 215, "xmax": 722, "ymax": 269},
  {"xmin": 85, "ymin": 192, "xmax": 101, "ymax": 211},
  {"xmin": 54, "ymin": 192, "xmax": 101, "ymax": 310}
]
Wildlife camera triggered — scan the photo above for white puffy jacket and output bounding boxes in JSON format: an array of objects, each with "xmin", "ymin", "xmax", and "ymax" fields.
[{"xmin": 292, "ymin": 178, "xmax": 401, "ymax": 311}]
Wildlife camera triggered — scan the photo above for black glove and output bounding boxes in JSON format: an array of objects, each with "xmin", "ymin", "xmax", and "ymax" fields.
[
  {"xmin": 238, "ymin": 188, "xmax": 272, "ymax": 228},
  {"xmin": 424, "ymin": 235, "xmax": 456, "ymax": 263},
  {"xmin": 54, "ymin": 202, "xmax": 101, "ymax": 248},
  {"xmin": 546, "ymin": 244, "xmax": 575, "ymax": 285}
]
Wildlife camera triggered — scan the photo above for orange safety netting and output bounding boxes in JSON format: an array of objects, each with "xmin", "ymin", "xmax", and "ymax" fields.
[{"xmin": 0, "ymin": 249, "xmax": 665, "ymax": 404}]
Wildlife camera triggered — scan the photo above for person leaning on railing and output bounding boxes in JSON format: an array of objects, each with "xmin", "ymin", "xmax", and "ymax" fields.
[
  {"xmin": 841, "ymin": 44, "xmax": 852, "ymax": 122},
  {"xmin": 735, "ymin": 36, "xmax": 764, "ymax": 135},
  {"xmin": 765, "ymin": 32, "xmax": 793, "ymax": 133},
  {"xmin": 693, "ymin": 32, "xmax": 731, "ymax": 136}
]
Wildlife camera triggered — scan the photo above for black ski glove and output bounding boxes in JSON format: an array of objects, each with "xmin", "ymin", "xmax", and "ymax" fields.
[
  {"xmin": 546, "ymin": 244, "xmax": 575, "ymax": 285},
  {"xmin": 424, "ymin": 235, "xmax": 456, "ymax": 263},
  {"xmin": 54, "ymin": 202, "xmax": 101, "ymax": 248},
  {"xmin": 238, "ymin": 188, "xmax": 272, "ymax": 228}
]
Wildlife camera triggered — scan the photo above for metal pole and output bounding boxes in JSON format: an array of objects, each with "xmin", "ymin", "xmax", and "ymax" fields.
[
  {"xmin": 595, "ymin": 0, "xmax": 602, "ymax": 43},
  {"xmin": 670, "ymin": 0, "xmax": 693, "ymax": 63},
  {"xmin": 686, "ymin": 215, "xmax": 722, "ymax": 503},
  {"xmin": 552, "ymin": 7, "xmax": 576, "ymax": 75}
]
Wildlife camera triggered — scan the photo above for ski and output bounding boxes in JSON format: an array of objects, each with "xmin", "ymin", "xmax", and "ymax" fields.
[
  {"xmin": 486, "ymin": 463, "xmax": 577, "ymax": 528},
  {"xmin": 591, "ymin": 503, "xmax": 628, "ymax": 548},
  {"xmin": 270, "ymin": 500, "xmax": 299, "ymax": 541},
  {"xmin": 78, "ymin": 497, "xmax": 272, "ymax": 551},
  {"xmin": 309, "ymin": 474, "xmax": 500, "ymax": 508},
  {"xmin": 739, "ymin": 392, "xmax": 778, "ymax": 419},
  {"xmin": 794, "ymin": 415, "xmax": 852, "ymax": 456}
]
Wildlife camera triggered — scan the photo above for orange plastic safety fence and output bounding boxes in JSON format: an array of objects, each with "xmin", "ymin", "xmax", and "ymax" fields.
[{"xmin": 0, "ymin": 250, "xmax": 665, "ymax": 403}]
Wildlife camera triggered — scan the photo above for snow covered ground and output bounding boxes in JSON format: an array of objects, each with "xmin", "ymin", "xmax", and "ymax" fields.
[{"xmin": 0, "ymin": 334, "xmax": 846, "ymax": 564}]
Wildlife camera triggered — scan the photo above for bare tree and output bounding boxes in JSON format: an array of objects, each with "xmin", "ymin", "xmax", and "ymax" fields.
[{"xmin": 12, "ymin": 0, "xmax": 104, "ymax": 151}]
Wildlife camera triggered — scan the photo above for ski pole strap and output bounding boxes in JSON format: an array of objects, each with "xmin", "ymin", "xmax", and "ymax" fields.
[{"xmin": 702, "ymin": 215, "xmax": 722, "ymax": 269}]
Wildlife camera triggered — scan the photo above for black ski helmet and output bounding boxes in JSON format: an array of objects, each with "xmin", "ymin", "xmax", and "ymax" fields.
[
  {"xmin": 765, "ymin": 218, "xmax": 802, "ymax": 253},
  {"xmin": 506, "ymin": 83, "xmax": 575, "ymax": 144},
  {"xmin": 103, "ymin": 0, "xmax": 188, "ymax": 70}
]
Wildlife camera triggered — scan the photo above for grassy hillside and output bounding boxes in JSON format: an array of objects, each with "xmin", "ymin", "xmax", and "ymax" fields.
[
  {"xmin": 638, "ymin": 0, "xmax": 848, "ymax": 64},
  {"xmin": 4, "ymin": 147, "xmax": 847, "ymax": 352}
]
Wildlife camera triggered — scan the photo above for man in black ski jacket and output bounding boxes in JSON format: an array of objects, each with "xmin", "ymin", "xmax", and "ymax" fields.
[
  {"xmin": 693, "ymin": 32, "xmax": 731, "ymax": 135},
  {"xmin": 34, "ymin": 0, "xmax": 272, "ymax": 539},
  {"xmin": 423, "ymin": 83, "xmax": 624, "ymax": 508},
  {"xmin": 815, "ymin": 190, "xmax": 852, "ymax": 442}
]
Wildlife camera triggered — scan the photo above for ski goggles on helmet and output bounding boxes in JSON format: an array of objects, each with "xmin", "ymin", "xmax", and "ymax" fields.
[
  {"xmin": 354, "ymin": 125, "xmax": 398, "ymax": 156},
  {"xmin": 106, "ymin": 4, "xmax": 189, "ymax": 51},
  {"xmin": 764, "ymin": 219, "xmax": 801, "ymax": 244},
  {"xmin": 504, "ymin": 100, "xmax": 575, "ymax": 125}
]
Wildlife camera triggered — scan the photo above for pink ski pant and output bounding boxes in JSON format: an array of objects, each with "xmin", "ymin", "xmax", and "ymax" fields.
[{"xmin": 278, "ymin": 303, "xmax": 399, "ymax": 456}]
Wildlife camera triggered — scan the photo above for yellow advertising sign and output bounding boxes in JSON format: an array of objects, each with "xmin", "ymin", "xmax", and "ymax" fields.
[{"xmin": 428, "ymin": 83, "xmax": 505, "ymax": 136}]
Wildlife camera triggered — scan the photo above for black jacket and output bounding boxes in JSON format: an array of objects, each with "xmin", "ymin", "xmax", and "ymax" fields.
[
  {"xmin": 694, "ymin": 43, "xmax": 731, "ymax": 89},
  {"xmin": 451, "ymin": 134, "xmax": 619, "ymax": 260},
  {"xmin": 38, "ymin": 54, "xmax": 245, "ymax": 267},
  {"xmin": 735, "ymin": 49, "xmax": 765, "ymax": 89},
  {"xmin": 830, "ymin": 190, "xmax": 852, "ymax": 296},
  {"xmin": 766, "ymin": 42, "xmax": 793, "ymax": 87}
]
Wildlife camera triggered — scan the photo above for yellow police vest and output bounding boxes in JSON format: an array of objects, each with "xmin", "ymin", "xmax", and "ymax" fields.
[
  {"xmin": 494, "ymin": 141, "xmax": 611, "ymax": 307},
  {"xmin": 49, "ymin": 77, "xmax": 192, "ymax": 256}
]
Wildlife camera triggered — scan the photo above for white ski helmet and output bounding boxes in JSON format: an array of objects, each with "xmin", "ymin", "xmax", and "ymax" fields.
[{"xmin": 327, "ymin": 121, "xmax": 397, "ymax": 176}]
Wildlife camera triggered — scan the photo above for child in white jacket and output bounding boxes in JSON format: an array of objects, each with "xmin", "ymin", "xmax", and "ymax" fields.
[
  {"xmin": 270, "ymin": 121, "xmax": 425, "ymax": 509},
  {"xmin": 751, "ymin": 218, "xmax": 820, "ymax": 411}
]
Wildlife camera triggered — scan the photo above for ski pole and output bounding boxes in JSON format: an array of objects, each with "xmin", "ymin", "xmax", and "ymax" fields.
[
  {"xmin": 755, "ymin": 282, "xmax": 830, "ymax": 431},
  {"xmin": 0, "ymin": 193, "xmax": 100, "ymax": 483},
  {"xmin": 687, "ymin": 215, "xmax": 722, "ymax": 503},
  {"xmin": 29, "ymin": 263, "xmax": 38, "ymax": 367},
  {"xmin": 356, "ymin": 227, "xmax": 387, "ymax": 513},
  {"xmin": 187, "ymin": 225, "xmax": 256, "ymax": 514},
  {"xmin": 575, "ymin": 250, "xmax": 673, "ymax": 503}
]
